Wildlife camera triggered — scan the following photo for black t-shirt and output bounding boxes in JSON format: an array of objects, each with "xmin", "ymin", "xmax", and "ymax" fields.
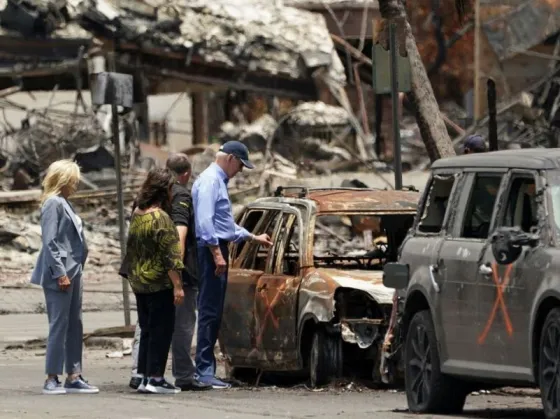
[{"xmin": 170, "ymin": 183, "xmax": 199, "ymax": 288}]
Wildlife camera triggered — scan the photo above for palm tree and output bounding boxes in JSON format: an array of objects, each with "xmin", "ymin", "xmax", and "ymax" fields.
[{"xmin": 377, "ymin": 0, "xmax": 472, "ymax": 162}]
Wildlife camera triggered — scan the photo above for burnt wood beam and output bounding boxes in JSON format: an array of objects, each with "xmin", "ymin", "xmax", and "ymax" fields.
[{"xmin": 115, "ymin": 54, "xmax": 318, "ymax": 100}]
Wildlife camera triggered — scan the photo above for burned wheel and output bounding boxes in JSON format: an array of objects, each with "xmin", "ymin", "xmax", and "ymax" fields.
[
  {"xmin": 309, "ymin": 327, "xmax": 342, "ymax": 388},
  {"xmin": 405, "ymin": 310, "xmax": 467, "ymax": 414},
  {"xmin": 539, "ymin": 308, "xmax": 560, "ymax": 419}
]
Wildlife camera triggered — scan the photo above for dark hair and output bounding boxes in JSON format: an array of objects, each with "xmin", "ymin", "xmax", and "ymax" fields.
[
  {"xmin": 166, "ymin": 153, "xmax": 191, "ymax": 175},
  {"xmin": 135, "ymin": 168, "xmax": 174, "ymax": 211}
]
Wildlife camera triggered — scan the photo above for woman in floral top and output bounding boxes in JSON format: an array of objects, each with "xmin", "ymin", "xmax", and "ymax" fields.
[{"xmin": 124, "ymin": 167, "xmax": 184, "ymax": 394}]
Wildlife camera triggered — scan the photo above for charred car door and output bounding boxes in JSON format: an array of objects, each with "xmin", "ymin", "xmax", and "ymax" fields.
[
  {"xmin": 437, "ymin": 170, "xmax": 505, "ymax": 375},
  {"xmin": 220, "ymin": 205, "xmax": 283, "ymax": 367},
  {"xmin": 253, "ymin": 206, "xmax": 303, "ymax": 369}
]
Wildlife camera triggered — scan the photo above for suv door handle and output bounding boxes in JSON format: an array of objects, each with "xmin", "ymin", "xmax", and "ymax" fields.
[{"xmin": 479, "ymin": 264, "xmax": 493, "ymax": 276}]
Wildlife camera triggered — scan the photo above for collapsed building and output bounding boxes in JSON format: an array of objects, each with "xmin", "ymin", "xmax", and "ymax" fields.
[{"xmin": 0, "ymin": 0, "xmax": 351, "ymax": 193}]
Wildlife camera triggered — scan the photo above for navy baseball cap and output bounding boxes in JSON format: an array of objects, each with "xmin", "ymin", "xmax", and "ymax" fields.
[
  {"xmin": 464, "ymin": 134, "xmax": 487, "ymax": 152},
  {"xmin": 219, "ymin": 140, "xmax": 254, "ymax": 169}
]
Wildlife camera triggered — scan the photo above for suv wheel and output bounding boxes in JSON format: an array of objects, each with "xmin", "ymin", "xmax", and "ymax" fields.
[
  {"xmin": 309, "ymin": 327, "xmax": 342, "ymax": 388},
  {"xmin": 539, "ymin": 308, "xmax": 560, "ymax": 419},
  {"xmin": 405, "ymin": 310, "xmax": 467, "ymax": 414}
]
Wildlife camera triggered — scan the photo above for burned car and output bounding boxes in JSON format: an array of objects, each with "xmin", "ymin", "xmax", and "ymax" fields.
[
  {"xmin": 219, "ymin": 186, "xmax": 418, "ymax": 387},
  {"xmin": 383, "ymin": 149, "xmax": 560, "ymax": 419}
]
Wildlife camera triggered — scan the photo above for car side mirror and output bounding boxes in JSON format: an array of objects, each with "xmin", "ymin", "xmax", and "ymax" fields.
[
  {"xmin": 383, "ymin": 262, "xmax": 410, "ymax": 289},
  {"xmin": 491, "ymin": 226, "xmax": 539, "ymax": 265}
]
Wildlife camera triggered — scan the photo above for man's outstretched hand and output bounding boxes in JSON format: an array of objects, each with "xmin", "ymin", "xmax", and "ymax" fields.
[{"xmin": 253, "ymin": 233, "xmax": 273, "ymax": 247}]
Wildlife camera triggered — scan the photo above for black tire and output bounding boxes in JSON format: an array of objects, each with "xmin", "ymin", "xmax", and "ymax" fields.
[
  {"xmin": 539, "ymin": 308, "xmax": 560, "ymax": 419},
  {"xmin": 404, "ymin": 310, "xmax": 467, "ymax": 414},
  {"xmin": 309, "ymin": 327, "xmax": 342, "ymax": 388}
]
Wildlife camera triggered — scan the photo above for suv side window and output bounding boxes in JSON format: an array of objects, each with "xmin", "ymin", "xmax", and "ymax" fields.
[
  {"xmin": 460, "ymin": 174, "xmax": 502, "ymax": 239},
  {"xmin": 501, "ymin": 175, "xmax": 537, "ymax": 232},
  {"xmin": 417, "ymin": 174, "xmax": 456, "ymax": 233}
]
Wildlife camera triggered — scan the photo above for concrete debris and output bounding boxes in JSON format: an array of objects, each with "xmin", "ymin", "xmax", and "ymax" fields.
[
  {"xmin": 0, "ymin": 208, "xmax": 122, "ymax": 278},
  {"xmin": 0, "ymin": 0, "xmax": 345, "ymax": 86},
  {"xmin": 217, "ymin": 101, "xmax": 375, "ymax": 176},
  {"xmin": 283, "ymin": 101, "xmax": 351, "ymax": 127}
]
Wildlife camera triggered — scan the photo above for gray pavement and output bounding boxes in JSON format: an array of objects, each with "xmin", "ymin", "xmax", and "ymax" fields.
[
  {"xmin": 0, "ymin": 349, "xmax": 545, "ymax": 419},
  {"xmin": 0, "ymin": 311, "xmax": 137, "ymax": 347}
]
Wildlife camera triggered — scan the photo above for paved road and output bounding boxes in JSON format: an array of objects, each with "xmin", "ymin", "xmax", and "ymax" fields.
[
  {"xmin": 0, "ymin": 349, "xmax": 545, "ymax": 419},
  {"xmin": 0, "ymin": 311, "xmax": 137, "ymax": 347}
]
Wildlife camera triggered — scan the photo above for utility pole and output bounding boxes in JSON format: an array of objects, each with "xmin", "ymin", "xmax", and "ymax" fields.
[
  {"xmin": 93, "ymin": 52, "xmax": 134, "ymax": 326},
  {"xmin": 389, "ymin": 22, "xmax": 403, "ymax": 190},
  {"xmin": 474, "ymin": 0, "xmax": 481, "ymax": 121}
]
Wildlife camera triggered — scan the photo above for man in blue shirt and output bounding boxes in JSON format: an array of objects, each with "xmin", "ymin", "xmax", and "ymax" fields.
[{"xmin": 192, "ymin": 140, "xmax": 272, "ymax": 389}]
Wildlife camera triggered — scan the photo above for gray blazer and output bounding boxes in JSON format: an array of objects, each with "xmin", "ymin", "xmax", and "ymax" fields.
[{"xmin": 30, "ymin": 195, "xmax": 88, "ymax": 290}]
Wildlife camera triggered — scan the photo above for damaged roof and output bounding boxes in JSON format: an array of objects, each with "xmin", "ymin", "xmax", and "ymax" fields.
[
  {"xmin": 0, "ymin": 0, "xmax": 346, "ymax": 96},
  {"xmin": 482, "ymin": 0, "xmax": 560, "ymax": 61}
]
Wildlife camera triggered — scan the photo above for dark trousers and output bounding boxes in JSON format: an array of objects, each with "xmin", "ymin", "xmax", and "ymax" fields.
[
  {"xmin": 195, "ymin": 241, "xmax": 229, "ymax": 379},
  {"xmin": 135, "ymin": 288, "xmax": 175, "ymax": 377}
]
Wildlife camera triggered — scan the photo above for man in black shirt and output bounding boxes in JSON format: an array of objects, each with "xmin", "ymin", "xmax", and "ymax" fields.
[{"xmin": 166, "ymin": 153, "xmax": 211, "ymax": 391}]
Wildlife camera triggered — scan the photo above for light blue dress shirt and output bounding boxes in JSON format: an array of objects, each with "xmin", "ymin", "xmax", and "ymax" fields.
[{"xmin": 192, "ymin": 163, "xmax": 251, "ymax": 247}]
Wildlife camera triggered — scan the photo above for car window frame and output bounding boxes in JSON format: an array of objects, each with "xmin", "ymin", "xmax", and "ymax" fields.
[
  {"xmin": 413, "ymin": 169, "xmax": 462, "ymax": 237},
  {"xmin": 270, "ymin": 206, "xmax": 303, "ymax": 276},
  {"xmin": 494, "ymin": 169, "xmax": 546, "ymax": 237},
  {"xmin": 231, "ymin": 203, "xmax": 286, "ymax": 270},
  {"xmin": 240, "ymin": 209, "xmax": 283, "ymax": 272},
  {"xmin": 230, "ymin": 208, "xmax": 268, "ymax": 262},
  {"xmin": 448, "ymin": 170, "xmax": 506, "ymax": 241}
]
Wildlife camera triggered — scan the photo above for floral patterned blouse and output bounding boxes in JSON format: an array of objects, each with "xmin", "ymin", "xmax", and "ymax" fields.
[{"xmin": 125, "ymin": 209, "xmax": 184, "ymax": 294}]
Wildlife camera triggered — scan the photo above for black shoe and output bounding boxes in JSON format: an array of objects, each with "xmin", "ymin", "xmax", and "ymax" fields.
[
  {"xmin": 175, "ymin": 378, "xmax": 212, "ymax": 391},
  {"xmin": 129, "ymin": 376, "xmax": 143, "ymax": 390},
  {"xmin": 145, "ymin": 378, "xmax": 181, "ymax": 394}
]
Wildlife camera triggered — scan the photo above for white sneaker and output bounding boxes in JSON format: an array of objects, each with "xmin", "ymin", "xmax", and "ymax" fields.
[
  {"xmin": 137, "ymin": 378, "xmax": 148, "ymax": 393},
  {"xmin": 42, "ymin": 377, "xmax": 66, "ymax": 395},
  {"xmin": 145, "ymin": 378, "xmax": 181, "ymax": 394}
]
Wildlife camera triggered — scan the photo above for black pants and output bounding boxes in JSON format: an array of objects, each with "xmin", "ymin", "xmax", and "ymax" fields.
[{"xmin": 135, "ymin": 288, "xmax": 175, "ymax": 377}]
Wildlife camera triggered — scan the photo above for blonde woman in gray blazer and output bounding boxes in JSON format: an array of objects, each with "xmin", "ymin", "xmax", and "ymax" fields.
[{"xmin": 31, "ymin": 159, "xmax": 99, "ymax": 395}]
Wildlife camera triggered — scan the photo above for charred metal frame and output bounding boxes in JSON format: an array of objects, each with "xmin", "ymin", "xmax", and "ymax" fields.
[{"xmin": 220, "ymin": 188, "xmax": 419, "ymax": 382}]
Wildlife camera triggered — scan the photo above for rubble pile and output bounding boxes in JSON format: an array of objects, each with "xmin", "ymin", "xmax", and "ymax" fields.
[
  {"xmin": 0, "ymin": 0, "xmax": 344, "ymax": 84},
  {"xmin": 0, "ymin": 208, "xmax": 122, "ymax": 282},
  {"xmin": 81, "ymin": 0, "xmax": 344, "ymax": 83},
  {"xmin": 218, "ymin": 101, "xmax": 370, "ymax": 175},
  {"xmin": 0, "ymin": 110, "xmax": 105, "ymax": 188},
  {"xmin": 0, "ymin": 98, "xmax": 142, "ymax": 191},
  {"xmin": 400, "ymin": 68, "xmax": 560, "ymax": 170}
]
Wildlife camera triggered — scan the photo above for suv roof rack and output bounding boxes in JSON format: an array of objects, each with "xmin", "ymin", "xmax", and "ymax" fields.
[{"xmin": 273, "ymin": 185, "xmax": 383, "ymax": 198}]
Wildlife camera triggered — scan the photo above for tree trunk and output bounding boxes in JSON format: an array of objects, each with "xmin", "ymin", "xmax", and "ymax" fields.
[{"xmin": 377, "ymin": 0, "xmax": 456, "ymax": 162}]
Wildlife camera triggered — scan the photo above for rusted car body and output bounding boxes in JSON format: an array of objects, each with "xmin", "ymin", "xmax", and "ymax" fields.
[
  {"xmin": 383, "ymin": 149, "xmax": 560, "ymax": 419},
  {"xmin": 218, "ymin": 186, "xmax": 419, "ymax": 386}
]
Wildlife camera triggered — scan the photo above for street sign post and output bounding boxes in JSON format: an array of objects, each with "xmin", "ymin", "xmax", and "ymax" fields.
[
  {"xmin": 372, "ymin": 21, "xmax": 411, "ymax": 190},
  {"xmin": 92, "ymin": 71, "xmax": 134, "ymax": 326}
]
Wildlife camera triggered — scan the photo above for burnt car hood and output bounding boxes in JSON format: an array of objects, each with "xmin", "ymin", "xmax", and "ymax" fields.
[{"xmin": 315, "ymin": 268, "xmax": 394, "ymax": 305}]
